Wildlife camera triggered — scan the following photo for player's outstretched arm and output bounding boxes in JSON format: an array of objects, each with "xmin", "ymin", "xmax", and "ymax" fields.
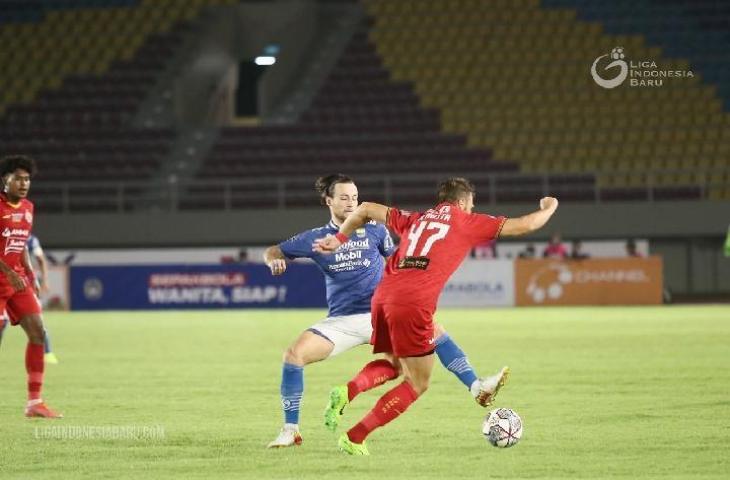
[
  {"xmin": 263, "ymin": 245, "xmax": 287, "ymax": 276},
  {"xmin": 499, "ymin": 197, "xmax": 559, "ymax": 237},
  {"xmin": 313, "ymin": 202, "xmax": 389, "ymax": 253}
]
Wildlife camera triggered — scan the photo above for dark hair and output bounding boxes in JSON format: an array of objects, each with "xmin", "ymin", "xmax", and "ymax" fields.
[
  {"xmin": 437, "ymin": 177, "xmax": 475, "ymax": 203},
  {"xmin": 0, "ymin": 154, "xmax": 36, "ymax": 178},
  {"xmin": 315, "ymin": 174, "xmax": 354, "ymax": 205}
]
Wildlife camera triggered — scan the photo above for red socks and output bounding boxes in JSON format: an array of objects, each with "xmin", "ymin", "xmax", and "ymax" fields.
[
  {"xmin": 347, "ymin": 381, "xmax": 419, "ymax": 444},
  {"xmin": 26, "ymin": 342, "xmax": 44, "ymax": 401},
  {"xmin": 347, "ymin": 359, "xmax": 398, "ymax": 401}
]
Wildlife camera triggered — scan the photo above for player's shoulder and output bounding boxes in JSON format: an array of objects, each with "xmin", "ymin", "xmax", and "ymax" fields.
[
  {"xmin": 22, "ymin": 198, "xmax": 34, "ymax": 210},
  {"xmin": 468, "ymin": 211, "xmax": 502, "ymax": 221},
  {"xmin": 391, "ymin": 207, "xmax": 423, "ymax": 221},
  {"xmin": 285, "ymin": 226, "xmax": 318, "ymax": 242},
  {"xmin": 364, "ymin": 220, "xmax": 386, "ymax": 232},
  {"xmin": 285, "ymin": 222, "xmax": 333, "ymax": 242}
]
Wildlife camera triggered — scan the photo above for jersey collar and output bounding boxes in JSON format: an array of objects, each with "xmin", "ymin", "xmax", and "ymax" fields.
[{"xmin": 0, "ymin": 192, "xmax": 21, "ymax": 209}]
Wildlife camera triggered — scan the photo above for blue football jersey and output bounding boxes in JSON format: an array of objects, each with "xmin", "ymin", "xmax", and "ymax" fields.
[
  {"xmin": 279, "ymin": 220, "xmax": 395, "ymax": 317},
  {"xmin": 27, "ymin": 235, "xmax": 42, "ymax": 257}
]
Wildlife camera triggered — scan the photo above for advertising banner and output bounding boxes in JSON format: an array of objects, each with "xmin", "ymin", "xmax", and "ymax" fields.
[
  {"xmin": 439, "ymin": 259, "xmax": 515, "ymax": 307},
  {"xmin": 69, "ymin": 264, "xmax": 326, "ymax": 310},
  {"xmin": 515, "ymin": 257, "xmax": 663, "ymax": 306}
]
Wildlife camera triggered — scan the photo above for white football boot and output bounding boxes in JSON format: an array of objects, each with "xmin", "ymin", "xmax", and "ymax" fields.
[
  {"xmin": 267, "ymin": 424, "xmax": 303, "ymax": 448},
  {"xmin": 471, "ymin": 366, "xmax": 510, "ymax": 407}
]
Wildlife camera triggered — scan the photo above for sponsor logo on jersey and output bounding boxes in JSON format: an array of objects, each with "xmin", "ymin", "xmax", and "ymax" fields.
[
  {"xmin": 336, "ymin": 238, "xmax": 370, "ymax": 252},
  {"xmin": 335, "ymin": 250, "xmax": 363, "ymax": 263},
  {"xmin": 2, "ymin": 228, "xmax": 30, "ymax": 238},
  {"xmin": 2, "ymin": 227, "xmax": 31, "ymax": 255},
  {"xmin": 397, "ymin": 256, "xmax": 430, "ymax": 270},
  {"xmin": 25, "ymin": 210, "xmax": 33, "ymax": 224},
  {"xmin": 2, "ymin": 213, "xmax": 23, "ymax": 222}
]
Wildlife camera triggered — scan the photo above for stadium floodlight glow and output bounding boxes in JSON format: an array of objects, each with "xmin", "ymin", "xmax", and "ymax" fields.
[{"xmin": 255, "ymin": 56, "xmax": 276, "ymax": 66}]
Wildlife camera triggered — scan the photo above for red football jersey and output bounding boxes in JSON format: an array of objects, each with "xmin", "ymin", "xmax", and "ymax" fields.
[
  {"xmin": 0, "ymin": 193, "xmax": 34, "ymax": 276},
  {"xmin": 372, "ymin": 202, "xmax": 506, "ymax": 311}
]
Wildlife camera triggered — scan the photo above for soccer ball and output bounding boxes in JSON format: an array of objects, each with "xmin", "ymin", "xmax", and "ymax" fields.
[{"xmin": 482, "ymin": 408, "xmax": 523, "ymax": 448}]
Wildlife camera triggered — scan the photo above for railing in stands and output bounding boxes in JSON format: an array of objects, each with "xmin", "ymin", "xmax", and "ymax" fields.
[{"xmin": 30, "ymin": 168, "xmax": 730, "ymax": 213}]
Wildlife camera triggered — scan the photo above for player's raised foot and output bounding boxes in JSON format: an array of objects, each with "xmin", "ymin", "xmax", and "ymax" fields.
[
  {"xmin": 44, "ymin": 352, "xmax": 59, "ymax": 365},
  {"xmin": 324, "ymin": 385, "xmax": 348, "ymax": 432},
  {"xmin": 338, "ymin": 433, "xmax": 369, "ymax": 456},
  {"xmin": 24, "ymin": 400, "xmax": 63, "ymax": 418},
  {"xmin": 472, "ymin": 366, "xmax": 510, "ymax": 407},
  {"xmin": 267, "ymin": 425, "xmax": 302, "ymax": 448}
]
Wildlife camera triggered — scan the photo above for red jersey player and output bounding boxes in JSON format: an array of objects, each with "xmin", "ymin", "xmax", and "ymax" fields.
[
  {"xmin": 0, "ymin": 155, "xmax": 62, "ymax": 418},
  {"xmin": 314, "ymin": 177, "xmax": 558, "ymax": 455}
]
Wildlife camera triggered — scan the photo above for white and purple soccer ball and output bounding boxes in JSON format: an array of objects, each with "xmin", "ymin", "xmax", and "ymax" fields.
[{"xmin": 482, "ymin": 408, "xmax": 523, "ymax": 448}]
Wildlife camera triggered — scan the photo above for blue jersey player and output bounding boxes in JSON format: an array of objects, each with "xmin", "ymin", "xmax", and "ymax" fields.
[{"xmin": 264, "ymin": 174, "xmax": 502, "ymax": 448}]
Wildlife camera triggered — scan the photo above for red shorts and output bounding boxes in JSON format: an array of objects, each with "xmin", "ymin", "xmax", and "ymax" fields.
[
  {"xmin": 1, "ymin": 284, "xmax": 42, "ymax": 326},
  {"xmin": 371, "ymin": 301, "xmax": 435, "ymax": 358}
]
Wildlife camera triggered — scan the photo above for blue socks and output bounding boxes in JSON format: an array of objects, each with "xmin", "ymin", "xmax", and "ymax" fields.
[
  {"xmin": 435, "ymin": 334, "xmax": 478, "ymax": 389},
  {"xmin": 43, "ymin": 329, "xmax": 52, "ymax": 354},
  {"xmin": 280, "ymin": 362, "xmax": 304, "ymax": 425}
]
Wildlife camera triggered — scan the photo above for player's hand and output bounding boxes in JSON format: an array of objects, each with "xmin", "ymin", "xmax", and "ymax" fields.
[
  {"xmin": 267, "ymin": 259, "xmax": 287, "ymax": 276},
  {"xmin": 539, "ymin": 197, "xmax": 559, "ymax": 211},
  {"xmin": 40, "ymin": 282, "xmax": 50, "ymax": 295},
  {"xmin": 5, "ymin": 270, "xmax": 26, "ymax": 292},
  {"xmin": 312, "ymin": 234, "xmax": 342, "ymax": 254}
]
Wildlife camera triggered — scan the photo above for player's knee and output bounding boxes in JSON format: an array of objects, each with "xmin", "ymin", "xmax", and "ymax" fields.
[
  {"xmin": 283, "ymin": 347, "xmax": 305, "ymax": 366},
  {"xmin": 406, "ymin": 377, "xmax": 429, "ymax": 396},
  {"xmin": 26, "ymin": 323, "xmax": 44, "ymax": 344},
  {"xmin": 382, "ymin": 354, "xmax": 401, "ymax": 376}
]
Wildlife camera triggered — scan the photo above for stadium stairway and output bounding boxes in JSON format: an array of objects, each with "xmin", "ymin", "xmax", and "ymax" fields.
[
  {"xmin": 265, "ymin": 1, "xmax": 365, "ymax": 125},
  {"xmin": 362, "ymin": 0, "xmax": 730, "ymax": 201}
]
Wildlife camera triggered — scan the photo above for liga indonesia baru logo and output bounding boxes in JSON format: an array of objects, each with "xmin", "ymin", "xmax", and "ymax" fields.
[{"xmin": 591, "ymin": 47, "xmax": 694, "ymax": 89}]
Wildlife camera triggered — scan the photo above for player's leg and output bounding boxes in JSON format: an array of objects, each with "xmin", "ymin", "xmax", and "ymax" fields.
[
  {"xmin": 0, "ymin": 313, "xmax": 7, "ymax": 348},
  {"xmin": 340, "ymin": 353, "xmax": 434, "ymax": 454},
  {"xmin": 433, "ymin": 322, "xmax": 479, "ymax": 389},
  {"xmin": 324, "ymin": 353, "xmax": 400, "ymax": 432},
  {"xmin": 8, "ymin": 287, "xmax": 62, "ymax": 418},
  {"xmin": 268, "ymin": 330, "xmax": 333, "ymax": 448},
  {"xmin": 346, "ymin": 352, "xmax": 401, "ymax": 401},
  {"xmin": 17, "ymin": 313, "xmax": 62, "ymax": 418},
  {"xmin": 324, "ymin": 310, "xmax": 401, "ymax": 431},
  {"xmin": 43, "ymin": 328, "xmax": 59, "ymax": 364},
  {"xmin": 433, "ymin": 322, "xmax": 509, "ymax": 406},
  {"xmin": 339, "ymin": 304, "xmax": 435, "ymax": 454}
]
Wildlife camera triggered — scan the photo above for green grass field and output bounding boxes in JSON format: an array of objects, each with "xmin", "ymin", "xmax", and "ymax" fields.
[{"xmin": 0, "ymin": 306, "xmax": 728, "ymax": 479}]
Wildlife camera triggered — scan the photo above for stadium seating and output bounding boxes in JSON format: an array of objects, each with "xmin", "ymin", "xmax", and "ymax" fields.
[
  {"xmin": 192, "ymin": 18, "xmax": 596, "ymax": 210},
  {"xmin": 0, "ymin": 0, "xmax": 238, "ymax": 212},
  {"xmin": 543, "ymin": 0, "xmax": 730, "ymax": 110},
  {"xmin": 362, "ymin": 0, "xmax": 730, "ymax": 200},
  {"xmin": 3, "ymin": 0, "xmax": 728, "ymax": 212}
]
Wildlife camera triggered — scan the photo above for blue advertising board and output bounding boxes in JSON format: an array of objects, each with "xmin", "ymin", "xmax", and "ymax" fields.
[{"xmin": 70, "ymin": 263, "xmax": 327, "ymax": 310}]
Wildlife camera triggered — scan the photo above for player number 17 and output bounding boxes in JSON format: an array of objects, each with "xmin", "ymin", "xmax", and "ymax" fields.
[{"xmin": 405, "ymin": 222, "xmax": 450, "ymax": 257}]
